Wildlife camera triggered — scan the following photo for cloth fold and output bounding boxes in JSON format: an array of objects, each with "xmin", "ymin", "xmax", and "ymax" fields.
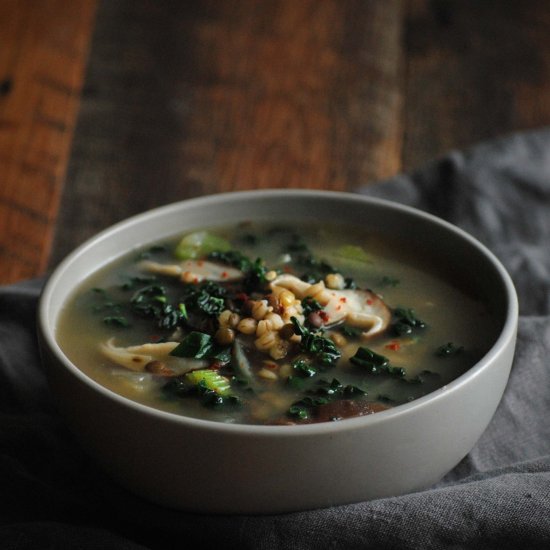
[{"xmin": 1, "ymin": 128, "xmax": 550, "ymax": 549}]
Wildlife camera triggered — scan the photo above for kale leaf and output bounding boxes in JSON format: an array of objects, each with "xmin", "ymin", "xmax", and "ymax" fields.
[
  {"xmin": 207, "ymin": 251, "xmax": 268, "ymax": 291},
  {"xmin": 436, "ymin": 342, "xmax": 464, "ymax": 357},
  {"xmin": 130, "ymin": 284, "xmax": 188, "ymax": 330},
  {"xmin": 287, "ymin": 378, "xmax": 366, "ymax": 420},
  {"xmin": 170, "ymin": 331, "xmax": 232, "ymax": 365},
  {"xmin": 350, "ymin": 346, "xmax": 406, "ymax": 378},
  {"xmin": 391, "ymin": 307, "xmax": 426, "ymax": 336},
  {"xmin": 179, "ymin": 280, "xmax": 227, "ymax": 317},
  {"xmin": 290, "ymin": 317, "xmax": 341, "ymax": 366}
]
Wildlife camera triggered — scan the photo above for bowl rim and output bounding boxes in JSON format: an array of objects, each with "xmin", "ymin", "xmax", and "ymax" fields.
[{"xmin": 39, "ymin": 189, "xmax": 519, "ymax": 437}]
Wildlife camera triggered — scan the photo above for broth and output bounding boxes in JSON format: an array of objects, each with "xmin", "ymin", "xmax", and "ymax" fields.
[{"xmin": 56, "ymin": 222, "xmax": 499, "ymax": 425}]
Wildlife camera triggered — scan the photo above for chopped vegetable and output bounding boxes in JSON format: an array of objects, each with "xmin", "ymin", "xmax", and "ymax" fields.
[
  {"xmin": 180, "ymin": 281, "xmax": 227, "ymax": 317},
  {"xmin": 286, "ymin": 378, "xmax": 366, "ymax": 421},
  {"xmin": 350, "ymin": 346, "xmax": 388, "ymax": 370},
  {"xmin": 334, "ymin": 244, "xmax": 371, "ymax": 264},
  {"xmin": 339, "ymin": 325, "xmax": 362, "ymax": 338},
  {"xmin": 350, "ymin": 347, "xmax": 406, "ymax": 378},
  {"xmin": 292, "ymin": 359, "xmax": 318, "ymax": 378},
  {"xmin": 170, "ymin": 331, "xmax": 214, "ymax": 359},
  {"xmin": 290, "ymin": 317, "xmax": 341, "ymax": 366},
  {"xmin": 170, "ymin": 331, "xmax": 233, "ymax": 370},
  {"xmin": 129, "ymin": 284, "xmax": 188, "ymax": 330},
  {"xmin": 185, "ymin": 369, "xmax": 232, "ymax": 395},
  {"xmin": 301, "ymin": 296, "xmax": 323, "ymax": 317},
  {"xmin": 436, "ymin": 342, "xmax": 464, "ymax": 357},
  {"xmin": 379, "ymin": 276, "xmax": 400, "ymax": 288},
  {"xmin": 120, "ymin": 275, "xmax": 158, "ymax": 291},
  {"xmin": 232, "ymin": 338, "xmax": 255, "ymax": 386},
  {"xmin": 102, "ymin": 316, "xmax": 130, "ymax": 328},
  {"xmin": 207, "ymin": 251, "xmax": 268, "ymax": 291},
  {"xmin": 392, "ymin": 307, "xmax": 426, "ymax": 336},
  {"xmin": 99, "ymin": 338, "xmax": 181, "ymax": 372},
  {"xmin": 174, "ymin": 231, "xmax": 231, "ymax": 260},
  {"xmin": 163, "ymin": 370, "xmax": 241, "ymax": 408}
]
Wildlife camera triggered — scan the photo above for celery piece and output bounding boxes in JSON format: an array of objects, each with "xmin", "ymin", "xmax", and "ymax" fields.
[
  {"xmin": 174, "ymin": 231, "xmax": 231, "ymax": 260},
  {"xmin": 185, "ymin": 369, "xmax": 232, "ymax": 395},
  {"xmin": 335, "ymin": 244, "xmax": 371, "ymax": 264}
]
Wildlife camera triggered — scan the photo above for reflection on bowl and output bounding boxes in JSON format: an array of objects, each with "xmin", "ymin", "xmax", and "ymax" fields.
[{"xmin": 38, "ymin": 190, "xmax": 518, "ymax": 514}]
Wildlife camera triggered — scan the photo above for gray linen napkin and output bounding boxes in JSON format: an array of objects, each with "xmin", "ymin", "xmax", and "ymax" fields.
[{"xmin": 1, "ymin": 128, "xmax": 549, "ymax": 549}]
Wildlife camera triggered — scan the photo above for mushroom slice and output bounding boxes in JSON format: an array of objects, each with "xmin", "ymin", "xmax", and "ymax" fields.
[
  {"xmin": 99, "ymin": 339, "xmax": 180, "ymax": 372},
  {"xmin": 139, "ymin": 259, "xmax": 243, "ymax": 283},
  {"xmin": 270, "ymin": 274, "xmax": 391, "ymax": 338},
  {"xmin": 324, "ymin": 289, "xmax": 391, "ymax": 338},
  {"xmin": 232, "ymin": 338, "xmax": 257, "ymax": 388}
]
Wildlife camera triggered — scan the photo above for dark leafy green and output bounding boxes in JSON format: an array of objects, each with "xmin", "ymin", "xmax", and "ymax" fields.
[
  {"xmin": 299, "ymin": 258, "xmax": 336, "ymax": 284},
  {"xmin": 130, "ymin": 284, "xmax": 188, "ymax": 330},
  {"xmin": 170, "ymin": 331, "xmax": 214, "ymax": 359},
  {"xmin": 344, "ymin": 277, "xmax": 357, "ymax": 289},
  {"xmin": 169, "ymin": 331, "xmax": 232, "ymax": 365},
  {"xmin": 208, "ymin": 250, "xmax": 252, "ymax": 272},
  {"xmin": 102, "ymin": 316, "xmax": 130, "ymax": 328},
  {"xmin": 339, "ymin": 325, "xmax": 362, "ymax": 338},
  {"xmin": 207, "ymin": 251, "xmax": 268, "ymax": 291},
  {"xmin": 301, "ymin": 296, "xmax": 323, "ymax": 316},
  {"xmin": 291, "ymin": 359, "xmax": 318, "ymax": 378},
  {"xmin": 287, "ymin": 378, "xmax": 366, "ymax": 421},
  {"xmin": 379, "ymin": 276, "xmax": 400, "ymax": 288},
  {"xmin": 120, "ymin": 275, "xmax": 158, "ymax": 291},
  {"xmin": 284, "ymin": 235, "xmax": 309, "ymax": 254},
  {"xmin": 436, "ymin": 342, "xmax": 464, "ymax": 357},
  {"xmin": 93, "ymin": 301, "xmax": 122, "ymax": 314},
  {"xmin": 290, "ymin": 317, "xmax": 341, "ymax": 366},
  {"xmin": 392, "ymin": 307, "xmax": 426, "ymax": 336},
  {"xmin": 350, "ymin": 347, "xmax": 406, "ymax": 378},
  {"xmin": 179, "ymin": 280, "xmax": 227, "ymax": 317},
  {"xmin": 239, "ymin": 233, "xmax": 258, "ymax": 246},
  {"xmin": 162, "ymin": 376, "xmax": 241, "ymax": 409},
  {"xmin": 281, "ymin": 237, "xmax": 337, "ymax": 283}
]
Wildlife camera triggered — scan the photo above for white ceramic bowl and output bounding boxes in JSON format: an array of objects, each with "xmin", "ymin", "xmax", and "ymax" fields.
[{"xmin": 38, "ymin": 190, "xmax": 518, "ymax": 514}]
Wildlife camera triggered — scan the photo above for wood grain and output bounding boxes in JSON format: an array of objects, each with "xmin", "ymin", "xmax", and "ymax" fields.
[
  {"xmin": 3, "ymin": 0, "xmax": 550, "ymax": 282},
  {"xmin": 0, "ymin": 0, "xmax": 97, "ymax": 284},
  {"xmin": 49, "ymin": 0, "xmax": 405, "ymax": 266},
  {"xmin": 403, "ymin": 0, "xmax": 550, "ymax": 170},
  {"xmin": 187, "ymin": 0, "xmax": 405, "ymax": 192}
]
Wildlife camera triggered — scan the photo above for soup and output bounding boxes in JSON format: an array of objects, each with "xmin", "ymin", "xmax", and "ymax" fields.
[{"xmin": 56, "ymin": 222, "xmax": 498, "ymax": 425}]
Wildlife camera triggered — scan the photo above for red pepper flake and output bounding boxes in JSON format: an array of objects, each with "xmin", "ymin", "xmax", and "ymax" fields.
[
  {"xmin": 319, "ymin": 311, "xmax": 329, "ymax": 322},
  {"xmin": 221, "ymin": 271, "xmax": 228, "ymax": 279},
  {"xmin": 209, "ymin": 361, "xmax": 222, "ymax": 370},
  {"xmin": 366, "ymin": 299, "xmax": 373, "ymax": 305},
  {"xmin": 385, "ymin": 342, "xmax": 401, "ymax": 351},
  {"xmin": 236, "ymin": 292, "xmax": 249, "ymax": 302},
  {"xmin": 339, "ymin": 297, "xmax": 347, "ymax": 303},
  {"xmin": 265, "ymin": 362, "xmax": 277, "ymax": 370},
  {"xmin": 193, "ymin": 277, "xmax": 199, "ymax": 283}
]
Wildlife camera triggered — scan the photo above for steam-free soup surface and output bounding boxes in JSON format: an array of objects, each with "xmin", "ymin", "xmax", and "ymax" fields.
[{"xmin": 57, "ymin": 222, "xmax": 498, "ymax": 425}]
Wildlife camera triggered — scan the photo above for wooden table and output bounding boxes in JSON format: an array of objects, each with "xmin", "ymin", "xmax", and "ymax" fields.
[{"xmin": 1, "ymin": 0, "xmax": 549, "ymax": 285}]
